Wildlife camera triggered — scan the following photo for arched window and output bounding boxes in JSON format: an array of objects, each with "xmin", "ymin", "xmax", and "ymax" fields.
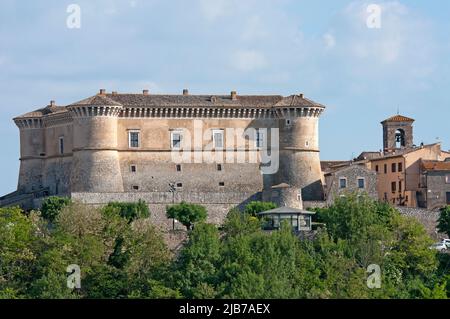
[{"xmin": 395, "ymin": 128, "xmax": 406, "ymax": 148}]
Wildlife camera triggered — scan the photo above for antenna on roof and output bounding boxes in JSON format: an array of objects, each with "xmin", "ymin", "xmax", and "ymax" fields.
[{"xmin": 397, "ymin": 105, "xmax": 400, "ymax": 115}]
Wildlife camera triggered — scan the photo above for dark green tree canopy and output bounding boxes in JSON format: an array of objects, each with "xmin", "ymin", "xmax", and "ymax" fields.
[
  {"xmin": 166, "ymin": 202, "xmax": 207, "ymax": 230},
  {"xmin": 243, "ymin": 201, "xmax": 277, "ymax": 216},
  {"xmin": 40, "ymin": 196, "xmax": 72, "ymax": 222}
]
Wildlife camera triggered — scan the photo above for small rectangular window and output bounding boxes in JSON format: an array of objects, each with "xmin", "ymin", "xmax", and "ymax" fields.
[
  {"xmin": 384, "ymin": 164, "xmax": 387, "ymax": 174},
  {"xmin": 176, "ymin": 183, "xmax": 183, "ymax": 188},
  {"xmin": 375, "ymin": 165, "xmax": 379, "ymax": 173},
  {"xmin": 358, "ymin": 178, "xmax": 365, "ymax": 189},
  {"xmin": 132, "ymin": 185, "xmax": 139, "ymax": 191},
  {"xmin": 128, "ymin": 131, "xmax": 140, "ymax": 148},
  {"xmin": 217, "ymin": 164, "xmax": 222, "ymax": 171},
  {"xmin": 286, "ymin": 119, "xmax": 292, "ymax": 126},
  {"xmin": 391, "ymin": 181, "xmax": 396, "ymax": 193},
  {"xmin": 339, "ymin": 178, "xmax": 347, "ymax": 189},
  {"xmin": 59, "ymin": 137, "xmax": 64, "ymax": 155},
  {"xmin": 219, "ymin": 182, "xmax": 225, "ymax": 187},
  {"xmin": 399, "ymin": 181, "xmax": 402, "ymax": 192},
  {"xmin": 256, "ymin": 131, "xmax": 264, "ymax": 148},
  {"xmin": 176, "ymin": 164, "xmax": 181, "ymax": 172},
  {"xmin": 398, "ymin": 162, "xmax": 403, "ymax": 172},
  {"xmin": 391, "ymin": 163, "xmax": 396, "ymax": 173},
  {"xmin": 171, "ymin": 131, "xmax": 182, "ymax": 149},
  {"xmin": 212, "ymin": 129, "xmax": 224, "ymax": 149},
  {"xmin": 130, "ymin": 165, "xmax": 137, "ymax": 173}
]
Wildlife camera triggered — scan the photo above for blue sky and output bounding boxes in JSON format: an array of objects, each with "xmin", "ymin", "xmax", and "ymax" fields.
[{"xmin": 0, "ymin": 0, "xmax": 449, "ymax": 195}]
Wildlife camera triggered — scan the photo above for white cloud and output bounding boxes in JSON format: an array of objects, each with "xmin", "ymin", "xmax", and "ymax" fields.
[
  {"xmin": 232, "ymin": 50, "xmax": 268, "ymax": 72},
  {"xmin": 198, "ymin": 0, "xmax": 230, "ymax": 21},
  {"xmin": 323, "ymin": 33, "xmax": 336, "ymax": 49}
]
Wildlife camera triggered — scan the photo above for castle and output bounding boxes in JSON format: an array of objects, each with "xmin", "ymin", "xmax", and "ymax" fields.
[{"xmin": 0, "ymin": 89, "xmax": 325, "ymax": 228}]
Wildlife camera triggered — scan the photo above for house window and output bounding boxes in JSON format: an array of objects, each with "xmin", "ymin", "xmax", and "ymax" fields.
[
  {"xmin": 391, "ymin": 181, "xmax": 397, "ymax": 193},
  {"xmin": 171, "ymin": 131, "xmax": 182, "ymax": 149},
  {"xmin": 398, "ymin": 162, "xmax": 403, "ymax": 172},
  {"xmin": 212, "ymin": 129, "xmax": 224, "ymax": 149},
  {"xmin": 132, "ymin": 185, "xmax": 139, "ymax": 191},
  {"xmin": 391, "ymin": 163, "xmax": 396, "ymax": 173},
  {"xmin": 384, "ymin": 193, "xmax": 388, "ymax": 201},
  {"xmin": 128, "ymin": 131, "xmax": 140, "ymax": 148},
  {"xmin": 130, "ymin": 165, "xmax": 137, "ymax": 173},
  {"xmin": 384, "ymin": 164, "xmax": 387, "ymax": 174},
  {"xmin": 375, "ymin": 165, "xmax": 379, "ymax": 173},
  {"xmin": 358, "ymin": 178, "xmax": 365, "ymax": 189},
  {"xmin": 305, "ymin": 140, "xmax": 310, "ymax": 147},
  {"xmin": 176, "ymin": 164, "xmax": 181, "ymax": 172},
  {"xmin": 59, "ymin": 137, "xmax": 64, "ymax": 155},
  {"xmin": 399, "ymin": 181, "xmax": 402, "ymax": 192},
  {"xmin": 255, "ymin": 131, "xmax": 264, "ymax": 148},
  {"xmin": 217, "ymin": 164, "xmax": 222, "ymax": 171},
  {"xmin": 339, "ymin": 178, "xmax": 347, "ymax": 189},
  {"xmin": 446, "ymin": 174, "xmax": 450, "ymax": 184},
  {"xmin": 219, "ymin": 182, "xmax": 225, "ymax": 187},
  {"xmin": 286, "ymin": 119, "xmax": 292, "ymax": 126}
]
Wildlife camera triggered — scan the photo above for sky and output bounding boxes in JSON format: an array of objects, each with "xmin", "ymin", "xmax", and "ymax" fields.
[{"xmin": 0, "ymin": 0, "xmax": 449, "ymax": 195}]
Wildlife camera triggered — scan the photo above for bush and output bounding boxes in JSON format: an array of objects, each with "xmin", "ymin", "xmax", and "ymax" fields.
[
  {"xmin": 40, "ymin": 196, "xmax": 71, "ymax": 222},
  {"xmin": 437, "ymin": 206, "xmax": 450, "ymax": 238}
]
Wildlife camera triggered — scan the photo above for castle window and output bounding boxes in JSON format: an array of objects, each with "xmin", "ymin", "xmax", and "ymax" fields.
[
  {"xmin": 255, "ymin": 131, "xmax": 265, "ymax": 148},
  {"xmin": 176, "ymin": 164, "xmax": 181, "ymax": 172},
  {"xmin": 130, "ymin": 165, "xmax": 137, "ymax": 173},
  {"xmin": 59, "ymin": 137, "xmax": 64, "ymax": 155},
  {"xmin": 132, "ymin": 185, "xmax": 139, "ymax": 191},
  {"xmin": 375, "ymin": 165, "xmax": 379, "ymax": 173},
  {"xmin": 358, "ymin": 178, "xmax": 365, "ymax": 189},
  {"xmin": 286, "ymin": 119, "xmax": 292, "ymax": 126},
  {"xmin": 391, "ymin": 182, "xmax": 396, "ymax": 193},
  {"xmin": 128, "ymin": 131, "xmax": 140, "ymax": 148},
  {"xmin": 217, "ymin": 164, "xmax": 222, "ymax": 171},
  {"xmin": 384, "ymin": 164, "xmax": 387, "ymax": 174},
  {"xmin": 391, "ymin": 163, "xmax": 396, "ymax": 173},
  {"xmin": 305, "ymin": 140, "xmax": 310, "ymax": 147},
  {"xmin": 339, "ymin": 178, "xmax": 347, "ymax": 189},
  {"xmin": 176, "ymin": 182, "xmax": 183, "ymax": 188},
  {"xmin": 219, "ymin": 182, "xmax": 225, "ymax": 187},
  {"xmin": 212, "ymin": 129, "xmax": 224, "ymax": 149},
  {"xmin": 398, "ymin": 162, "xmax": 403, "ymax": 172},
  {"xmin": 171, "ymin": 131, "xmax": 182, "ymax": 149}
]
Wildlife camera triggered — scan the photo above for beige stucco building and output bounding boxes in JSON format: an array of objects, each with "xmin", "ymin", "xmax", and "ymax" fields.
[{"xmin": 0, "ymin": 89, "xmax": 326, "ymax": 227}]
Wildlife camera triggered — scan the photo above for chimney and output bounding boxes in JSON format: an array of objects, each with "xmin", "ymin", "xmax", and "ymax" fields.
[
  {"xmin": 183, "ymin": 89, "xmax": 189, "ymax": 96},
  {"xmin": 299, "ymin": 93, "xmax": 304, "ymax": 98},
  {"xmin": 50, "ymin": 100, "xmax": 56, "ymax": 107},
  {"xmin": 143, "ymin": 89, "xmax": 149, "ymax": 95},
  {"xmin": 112, "ymin": 91, "xmax": 118, "ymax": 95},
  {"xmin": 231, "ymin": 91, "xmax": 237, "ymax": 100},
  {"xmin": 99, "ymin": 89, "xmax": 106, "ymax": 95}
]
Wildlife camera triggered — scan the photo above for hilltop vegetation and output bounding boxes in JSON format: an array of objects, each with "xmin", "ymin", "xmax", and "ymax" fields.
[{"xmin": 0, "ymin": 194, "xmax": 449, "ymax": 299}]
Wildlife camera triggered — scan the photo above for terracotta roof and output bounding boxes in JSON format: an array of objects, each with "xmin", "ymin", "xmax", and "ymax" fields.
[
  {"xmin": 14, "ymin": 92, "xmax": 325, "ymax": 119},
  {"xmin": 69, "ymin": 94, "xmax": 123, "ymax": 107},
  {"xmin": 421, "ymin": 160, "xmax": 450, "ymax": 171},
  {"xmin": 370, "ymin": 143, "xmax": 442, "ymax": 161},
  {"xmin": 14, "ymin": 104, "xmax": 66, "ymax": 119},
  {"xmin": 321, "ymin": 161, "xmax": 352, "ymax": 172},
  {"xmin": 381, "ymin": 114, "xmax": 415, "ymax": 123}
]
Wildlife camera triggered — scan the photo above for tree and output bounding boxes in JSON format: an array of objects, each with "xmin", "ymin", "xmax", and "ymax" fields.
[
  {"xmin": 166, "ymin": 202, "xmax": 207, "ymax": 230},
  {"xmin": 437, "ymin": 206, "xmax": 450, "ymax": 238},
  {"xmin": 243, "ymin": 201, "xmax": 277, "ymax": 217},
  {"xmin": 40, "ymin": 196, "xmax": 71, "ymax": 222},
  {"xmin": 102, "ymin": 200, "xmax": 150, "ymax": 223}
]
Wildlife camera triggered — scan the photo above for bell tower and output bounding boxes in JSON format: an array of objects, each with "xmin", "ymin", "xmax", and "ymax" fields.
[{"xmin": 381, "ymin": 115, "xmax": 414, "ymax": 152}]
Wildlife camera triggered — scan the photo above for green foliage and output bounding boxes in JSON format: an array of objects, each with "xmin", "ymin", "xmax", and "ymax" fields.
[
  {"xmin": 243, "ymin": 201, "xmax": 277, "ymax": 217},
  {"xmin": 102, "ymin": 200, "xmax": 150, "ymax": 223},
  {"xmin": 437, "ymin": 206, "xmax": 450, "ymax": 238},
  {"xmin": 166, "ymin": 201, "xmax": 207, "ymax": 230},
  {"xmin": 40, "ymin": 196, "xmax": 71, "ymax": 222}
]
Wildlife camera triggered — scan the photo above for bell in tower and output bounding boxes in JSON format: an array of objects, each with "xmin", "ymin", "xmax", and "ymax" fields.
[{"xmin": 381, "ymin": 115, "xmax": 414, "ymax": 152}]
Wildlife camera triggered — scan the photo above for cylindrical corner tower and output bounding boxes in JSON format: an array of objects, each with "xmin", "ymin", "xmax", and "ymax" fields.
[
  {"xmin": 14, "ymin": 117, "xmax": 45, "ymax": 193},
  {"xmin": 68, "ymin": 94, "xmax": 124, "ymax": 193},
  {"xmin": 272, "ymin": 95, "xmax": 325, "ymax": 202}
]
